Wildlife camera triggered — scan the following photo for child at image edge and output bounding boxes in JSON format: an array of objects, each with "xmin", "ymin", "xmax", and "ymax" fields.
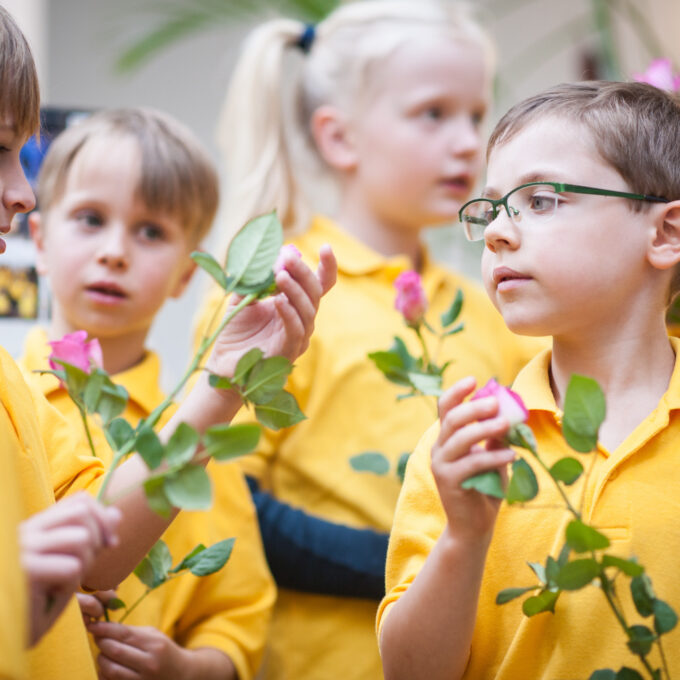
[
  {"xmin": 378, "ymin": 81, "xmax": 680, "ymax": 679},
  {"xmin": 19, "ymin": 108, "xmax": 276, "ymax": 680},
  {"xmin": 0, "ymin": 8, "xmax": 336, "ymax": 680},
  {"xmin": 194, "ymin": 2, "xmax": 545, "ymax": 678}
]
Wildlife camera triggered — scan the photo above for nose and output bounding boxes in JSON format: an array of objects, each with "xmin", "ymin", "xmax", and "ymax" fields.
[
  {"xmin": 97, "ymin": 225, "xmax": 129, "ymax": 270},
  {"xmin": 483, "ymin": 208, "xmax": 521, "ymax": 253},
  {"xmin": 3, "ymin": 157, "xmax": 35, "ymax": 217},
  {"xmin": 448, "ymin": 115, "xmax": 482, "ymax": 158}
]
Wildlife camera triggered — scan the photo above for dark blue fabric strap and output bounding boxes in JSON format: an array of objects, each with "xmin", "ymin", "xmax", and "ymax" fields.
[{"xmin": 246, "ymin": 475, "xmax": 388, "ymax": 600}]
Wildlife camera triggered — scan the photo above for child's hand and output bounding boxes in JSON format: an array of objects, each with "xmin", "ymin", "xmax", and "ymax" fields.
[
  {"xmin": 19, "ymin": 492, "xmax": 121, "ymax": 645},
  {"xmin": 76, "ymin": 589, "xmax": 118, "ymax": 625},
  {"xmin": 431, "ymin": 377, "xmax": 515, "ymax": 545},
  {"xmin": 88, "ymin": 621, "xmax": 235, "ymax": 680},
  {"xmin": 206, "ymin": 245, "xmax": 336, "ymax": 377}
]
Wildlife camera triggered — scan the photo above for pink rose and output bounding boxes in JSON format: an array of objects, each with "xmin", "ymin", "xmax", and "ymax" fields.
[
  {"xmin": 274, "ymin": 244, "xmax": 302, "ymax": 274},
  {"xmin": 633, "ymin": 58, "xmax": 680, "ymax": 92},
  {"xmin": 48, "ymin": 330, "xmax": 103, "ymax": 374},
  {"xmin": 394, "ymin": 270, "xmax": 427, "ymax": 325},
  {"xmin": 473, "ymin": 378, "xmax": 528, "ymax": 427}
]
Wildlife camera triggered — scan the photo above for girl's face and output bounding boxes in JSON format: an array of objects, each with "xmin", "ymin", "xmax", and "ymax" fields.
[{"xmin": 346, "ymin": 35, "xmax": 489, "ymax": 232}]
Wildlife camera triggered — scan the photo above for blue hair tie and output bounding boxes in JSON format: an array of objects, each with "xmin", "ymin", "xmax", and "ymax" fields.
[{"xmin": 296, "ymin": 24, "xmax": 316, "ymax": 54}]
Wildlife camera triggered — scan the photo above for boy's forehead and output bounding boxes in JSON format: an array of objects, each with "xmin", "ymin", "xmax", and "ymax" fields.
[{"xmin": 484, "ymin": 116, "xmax": 599, "ymax": 195}]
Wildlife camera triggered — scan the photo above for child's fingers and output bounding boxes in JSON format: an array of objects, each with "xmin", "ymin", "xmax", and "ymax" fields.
[
  {"xmin": 23, "ymin": 553, "xmax": 82, "ymax": 591},
  {"xmin": 435, "ymin": 415, "xmax": 509, "ymax": 465},
  {"xmin": 23, "ymin": 525, "xmax": 98, "ymax": 567},
  {"xmin": 316, "ymin": 244, "xmax": 337, "ymax": 295},
  {"xmin": 436, "ymin": 444, "xmax": 515, "ymax": 486},
  {"xmin": 97, "ymin": 651, "xmax": 142, "ymax": 680},
  {"xmin": 275, "ymin": 269, "xmax": 317, "ymax": 331},
  {"xmin": 437, "ymin": 377, "xmax": 477, "ymax": 420},
  {"xmin": 438, "ymin": 396, "xmax": 500, "ymax": 445},
  {"xmin": 272, "ymin": 293, "xmax": 306, "ymax": 356},
  {"xmin": 96, "ymin": 635, "xmax": 149, "ymax": 674},
  {"xmin": 76, "ymin": 592, "xmax": 106, "ymax": 620},
  {"xmin": 278, "ymin": 253, "xmax": 324, "ymax": 307}
]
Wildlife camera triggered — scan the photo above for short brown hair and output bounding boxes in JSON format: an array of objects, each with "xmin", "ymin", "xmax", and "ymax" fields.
[
  {"xmin": 0, "ymin": 6, "xmax": 40, "ymax": 140},
  {"xmin": 488, "ymin": 81, "xmax": 680, "ymax": 296},
  {"xmin": 37, "ymin": 108, "xmax": 219, "ymax": 245}
]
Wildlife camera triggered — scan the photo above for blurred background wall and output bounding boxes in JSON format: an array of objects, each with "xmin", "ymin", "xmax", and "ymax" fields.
[{"xmin": 3, "ymin": 0, "xmax": 678, "ymax": 388}]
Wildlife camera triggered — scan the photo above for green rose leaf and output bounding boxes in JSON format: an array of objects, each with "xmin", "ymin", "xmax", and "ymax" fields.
[
  {"xmin": 105, "ymin": 597, "xmax": 126, "ymax": 611},
  {"xmin": 368, "ymin": 351, "xmax": 411, "ymax": 387},
  {"xmin": 52, "ymin": 359, "xmax": 89, "ymax": 398},
  {"xmin": 209, "ymin": 374, "xmax": 235, "ymax": 391},
  {"xmin": 461, "ymin": 470, "xmax": 504, "ymax": 499},
  {"xmin": 349, "ymin": 452, "xmax": 391, "ymax": 476},
  {"xmin": 496, "ymin": 585, "xmax": 539, "ymax": 604},
  {"xmin": 616, "ymin": 669, "xmax": 645, "ymax": 680},
  {"xmin": 653, "ymin": 599, "xmax": 678, "ymax": 634},
  {"xmin": 440, "ymin": 289, "xmax": 464, "ymax": 327},
  {"xmin": 507, "ymin": 423, "xmax": 538, "ymax": 456},
  {"xmin": 554, "ymin": 558, "xmax": 600, "ymax": 590},
  {"xmin": 549, "ymin": 457, "xmax": 584, "ymax": 485},
  {"xmin": 171, "ymin": 543, "xmax": 207, "ymax": 573},
  {"xmin": 83, "ymin": 370, "xmax": 105, "ymax": 413},
  {"xmin": 203, "ymin": 423, "xmax": 261, "ymax": 462},
  {"xmin": 565, "ymin": 519, "xmax": 610, "ymax": 553},
  {"xmin": 135, "ymin": 427, "xmax": 165, "ymax": 470},
  {"xmin": 557, "ymin": 542, "xmax": 571, "ymax": 567},
  {"xmin": 105, "ymin": 418, "xmax": 135, "ymax": 452},
  {"xmin": 562, "ymin": 374, "xmax": 605, "ymax": 453},
  {"xmin": 134, "ymin": 539, "xmax": 172, "ymax": 589},
  {"xmin": 191, "ymin": 251, "xmax": 228, "ymax": 290},
  {"xmin": 163, "ymin": 464, "xmax": 212, "ymax": 511},
  {"xmin": 407, "ymin": 371, "xmax": 443, "ymax": 397},
  {"xmin": 396, "ymin": 452, "xmax": 410, "ymax": 483},
  {"xmin": 528, "ymin": 561, "xmax": 546, "ymax": 584},
  {"xmin": 95, "ymin": 381, "xmax": 129, "ymax": 425},
  {"xmin": 626, "ymin": 624, "xmax": 656, "ymax": 656},
  {"xmin": 522, "ymin": 589, "xmax": 559, "ymax": 616},
  {"xmin": 545, "ymin": 556, "xmax": 560, "ymax": 586},
  {"xmin": 143, "ymin": 476, "xmax": 173, "ymax": 518},
  {"xmin": 243, "ymin": 356, "xmax": 293, "ymax": 403},
  {"xmin": 631, "ymin": 574, "xmax": 656, "ymax": 617},
  {"xmin": 255, "ymin": 391, "xmax": 305, "ymax": 430},
  {"xmin": 225, "ymin": 212, "xmax": 283, "ymax": 291},
  {"xmin": 188, "ymin": 538, "xmax": 236, "ymax": 577},
  {"xmin": 227, "ymin": 271, "xmax": 277, "ymax": 297},
  {"xmin": 443, "ymin": 322, "xmax": 464, "ymax": 337},
  {"xmin": 233, "ymin": 348, "xmax": 264, "ymax": 385},
  {"xmin": 601, "ymin": 555, "xmax": 644, "ymax": 577},
  {"xmin": 589, "ymin": 671, "xmax": 617, "ymax": 680},
  {"xmin": 505, "ymin": 458, "xmax": 538, "ymax": 504},
  {"xmin": 165, "ymin": 422, "xmax": 200, "ymax": 467}
]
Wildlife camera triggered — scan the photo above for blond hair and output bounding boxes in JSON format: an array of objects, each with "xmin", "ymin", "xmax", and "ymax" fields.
[
  {"xmin": 216, "ymin": 0, "xmax": 493, "ymax": 257},
  {"xmin": 0, "ymin": 6, "xmax": 40, "ymax": 140},
  {"xmin": 37, "ymin": 108, "xmax": 218, "ymax": 246},
  {"xmin": 487, "ymin": 80, "xmax": 680, "ymax": 296}
]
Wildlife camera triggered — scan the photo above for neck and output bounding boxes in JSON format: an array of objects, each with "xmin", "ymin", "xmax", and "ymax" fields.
[
  {"xmin": 335, "ymin": 191, "xmax": 425, "ymax": 271},
  {"xmin": 550, "ymin": 315, "xmax": 674, "ymax": 452},
  {"xmin": 49, "ymin": 312, "xmax": 149, "ymax": 376}
]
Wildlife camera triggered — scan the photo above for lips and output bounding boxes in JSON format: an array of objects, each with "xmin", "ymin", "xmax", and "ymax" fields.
[
  {"xmin": 492, "ymin": 266, "xmax": 531, "ymax": 286},
  {"xmin": 86, "ymin": 281, "xmax": 127, "ymax": 299},
  {"xmin": 440, "ymin": 175, "xmax": 471, "ymax": 193}
]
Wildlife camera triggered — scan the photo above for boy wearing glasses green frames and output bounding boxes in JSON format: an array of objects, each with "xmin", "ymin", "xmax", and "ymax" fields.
[{"xmin": 378, "ymin": 80, "xmax": 680, "ymax": 679}]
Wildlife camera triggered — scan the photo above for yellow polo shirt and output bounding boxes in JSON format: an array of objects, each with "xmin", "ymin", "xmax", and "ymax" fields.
[
  {"xmin": 20, "ymin": 327, "xmax": 275, "ymax": 680},
  {"xmin": 194, "ymin": 215, "xmax": 544, "ymax": 680},
  {"xmin": 0, "ymin": 417, "xmax": 28, "ymax": 679},
  {"xmin": 0, "ymin": 343, "xmax": 103, "ymax": 680},
  {"xmin": 379, "ymin": 339, "xmax": 680, "ymax": 678}
]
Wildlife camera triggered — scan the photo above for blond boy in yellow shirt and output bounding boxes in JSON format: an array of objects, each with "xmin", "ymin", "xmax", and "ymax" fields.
[
  {"xmin": 379, "ymin": 81, "xmax": 680, "ymax": 679},
  {"xmin": 0, "ymin": 8, "xmax": 336, "ymax": 678},
  {"xmin": 20, "ymin": 108, "xmax": 280, "ymax": 680}
]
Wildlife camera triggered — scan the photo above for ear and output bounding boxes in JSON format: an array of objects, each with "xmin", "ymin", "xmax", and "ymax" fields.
[
  {"xmin": 309, "ymin": 105, "xmax": 358, "ymax": 171},
  {"xmin": 648, "ymin": 201, "xmax": 680, "ymax": 271},
  {"xmin": 28, "ymin": 212, "xmax": 50, "ymax": 276},
  {"xmin": 169, "ymin": 253, "xmax": 198, "ymax": 299}
]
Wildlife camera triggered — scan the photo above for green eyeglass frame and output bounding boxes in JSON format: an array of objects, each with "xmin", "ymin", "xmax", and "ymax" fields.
[{"xmin": 459, "ymin": 181, "xmax": 669, "ymax": 229}]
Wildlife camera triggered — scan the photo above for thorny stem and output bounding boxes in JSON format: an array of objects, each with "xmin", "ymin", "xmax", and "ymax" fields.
[{"xmin": 78, "ymin": 404, "xmax": 98, "ymax": 459}]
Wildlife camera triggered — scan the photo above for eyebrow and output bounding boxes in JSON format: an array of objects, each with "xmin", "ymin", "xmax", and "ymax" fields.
[{"xmin": 482, "ymin": 170, "xmax": 568, "ymax": 198}]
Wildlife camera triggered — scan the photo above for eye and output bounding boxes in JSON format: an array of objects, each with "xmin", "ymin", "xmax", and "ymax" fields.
[
  {"xmin": 138, "ymin": 222, "xmax": 166, "ymax": 242},
  {"xmin": 471, "ymin": 111, "xmax": 485, "ymax": 127},
  {"xmin": 528, "ymin": 193, "xmax": 558, "ymax": 213},
  {"xmin": 74, "ymin": 210, "xmax": 103, "ymax": 228},
  {"xmin": 422, "ymin": 106, "xmax": 444, "ymax": 121}
]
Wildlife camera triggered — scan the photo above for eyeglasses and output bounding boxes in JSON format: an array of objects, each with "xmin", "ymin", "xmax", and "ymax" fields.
[{"xmin": 458, "ymin": 181, "xmax": 669, "ymax": 242}]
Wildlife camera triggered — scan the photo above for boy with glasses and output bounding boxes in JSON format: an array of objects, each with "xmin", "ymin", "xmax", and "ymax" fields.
[{"xmin": 377, "ymin": 80, "xmax": 680, "ymax": 679}]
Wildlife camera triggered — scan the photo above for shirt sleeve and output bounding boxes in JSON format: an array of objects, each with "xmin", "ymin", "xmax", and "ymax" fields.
[{"xmin": 246, "ymin": 475, "xmax": 389, "ymax": 600}]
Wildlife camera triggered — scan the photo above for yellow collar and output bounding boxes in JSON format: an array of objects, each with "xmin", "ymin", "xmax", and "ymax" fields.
[{"xmin": 21, "ymin": 326, "xmax": 166, "ymax": 415}]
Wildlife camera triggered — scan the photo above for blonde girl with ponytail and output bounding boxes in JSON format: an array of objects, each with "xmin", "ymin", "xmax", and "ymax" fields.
[{"xmin": 195, "ymin": 3, "xmax": 544, "ymax": 679}]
